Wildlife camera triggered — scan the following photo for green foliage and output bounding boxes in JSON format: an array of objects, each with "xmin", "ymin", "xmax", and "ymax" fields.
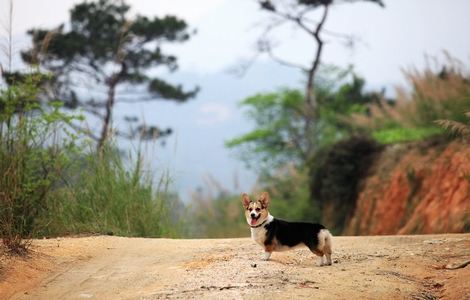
[
  {"xmin": 226, "ymin": 70, "xmax": 381, "ymax": 173},
  {"xmin": 0, "ymin": 73, "xmax": 78, "ymax": 253},
  {"xmin": 1, "ymin": 73, "xmax": 183, "ymax": 250},
  {"xmin": 224, "ymin": 69, "xmax": 384, "ymax": 235},
  {"xmin": 311, "ymin": 135, "xmax": 381, "ymax": 233},
  {"xmin": 372, "ymin": 127, "xmax": 444, "ymax": 144},
  {"xmin": 40, "ymin": 146, "xmax": 182, "ymax": 238},
  {"xmin": 225, "ymin": 89, "xmax": 306, "ymax": 170}
]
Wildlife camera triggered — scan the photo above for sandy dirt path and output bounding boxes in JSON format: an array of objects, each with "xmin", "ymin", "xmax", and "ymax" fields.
[{"xmin": 1, "ymin": 234, "xmax": 469, "ymax": 299}]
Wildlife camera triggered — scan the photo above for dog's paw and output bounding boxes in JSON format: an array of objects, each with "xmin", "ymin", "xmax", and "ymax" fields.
[{"xmin": 262, "ymin": 252, "xmax": 272, "ymax": 261}]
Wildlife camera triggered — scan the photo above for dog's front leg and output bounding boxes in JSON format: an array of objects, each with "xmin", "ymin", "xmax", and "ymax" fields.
[
  {"xmin": 318, "ymin": 255, "xmax": 326, "ymax": 266},
  {"xmin": 262, "ymin": 251, "xmax": 272, "ymax": 261}
]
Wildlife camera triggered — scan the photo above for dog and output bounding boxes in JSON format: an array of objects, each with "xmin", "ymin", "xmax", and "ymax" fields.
[{"xmin": 242, "ymin": 192, "xmax": 333, "ymax": 266}]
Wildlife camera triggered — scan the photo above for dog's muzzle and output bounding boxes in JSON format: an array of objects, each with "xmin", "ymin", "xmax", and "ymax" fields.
[{"xmin": 250, "ymin": 214, "xmax": 260, "ymax": 225}]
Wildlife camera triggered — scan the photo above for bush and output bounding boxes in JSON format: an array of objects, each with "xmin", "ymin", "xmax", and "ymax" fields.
[
  {"xmin": 0, "ymin": 74, "xmax": 77, "ymax": 253},
  {"xmin": 310, "ymin": 135, "xmax": 382, "ymax": 233}
]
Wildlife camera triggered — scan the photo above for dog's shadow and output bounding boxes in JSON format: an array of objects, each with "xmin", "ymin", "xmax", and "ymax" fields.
[{"xmin": 261, "ymin": 256, "xmax": 309, "ymax": 266}]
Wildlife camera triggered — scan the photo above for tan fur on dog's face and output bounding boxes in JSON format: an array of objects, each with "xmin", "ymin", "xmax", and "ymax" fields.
[{"xmin": 242, "ymin": 192, "xmax": 270, "ymax": 226}]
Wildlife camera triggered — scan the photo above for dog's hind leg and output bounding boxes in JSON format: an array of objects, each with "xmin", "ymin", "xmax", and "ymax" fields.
[
  {"xmin": 317, "ymin": 229, "xmax": 333, "ymax": 266},
  {"xmin": 323, "ymin": 230, "xmax": 333, "ymax": 265},
  {"xmin": 309, "ymin": 248, "xmax": 325, "ymax": 266}
]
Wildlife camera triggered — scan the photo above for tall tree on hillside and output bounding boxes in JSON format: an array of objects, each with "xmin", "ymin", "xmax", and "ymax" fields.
[
  {"xmin": 249, "ymin": 0, "xmax": 384, "ymax": 159},
  {"xmin": 226, "ymin": 69, "xmax": 382, "ymax": 171},
  {"xmin": 20, "ymin": 0, "xmax": 198, "ymax": 150}
]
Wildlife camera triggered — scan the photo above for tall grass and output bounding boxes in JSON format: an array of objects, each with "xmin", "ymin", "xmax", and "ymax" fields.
[
  {"xmin": 436, "ymin": 111, "xmax": 470, "ymax": 138},
  {"xmin": 0, "ymin": 73, "xmax": 76, "ymax": 253},
  {"xmin": 0, "ymin": 0, "xmax": 182, "ymax": 248},
  {"xmin": 41, "ymin": 145, "xmax": 182, "ymax": 238},
  {"xmin": 0, "ymin": 77, "xmax": 182, "ymax": 247},
  {"xmin": 350, "ymin": 57, "xmax": 470, "ymax": 143}
]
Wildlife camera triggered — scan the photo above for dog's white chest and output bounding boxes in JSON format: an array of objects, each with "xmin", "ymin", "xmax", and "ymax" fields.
[{"xmin": 251, "ymin": 226, "xmax": 267, "ymax": 247}]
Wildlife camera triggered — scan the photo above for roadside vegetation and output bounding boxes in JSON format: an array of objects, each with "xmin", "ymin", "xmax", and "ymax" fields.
[
  {"xmin": 1, "ymin": 0, "xmax": 469, "ymax": 246},
  {"xmin": 198, "ymin": 58, "xmax": 470, "ymax": 237},
  {"xmin": 0, "ymin": 73, "xmax": 181, "ymax": 253},
  {"xmin": 0, "ymin": 0, "xmax": 187, "ymax": 253}
]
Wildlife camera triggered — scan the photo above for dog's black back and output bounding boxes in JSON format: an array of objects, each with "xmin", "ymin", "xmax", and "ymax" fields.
[{"xmin": 264, "ymin": 218, "xmax": 325, "ymax": 250}]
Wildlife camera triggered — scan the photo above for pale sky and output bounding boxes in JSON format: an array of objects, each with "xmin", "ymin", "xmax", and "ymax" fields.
[{"xmin": 1, "ymin": 0, "xmax": 470, "ymax": 200}]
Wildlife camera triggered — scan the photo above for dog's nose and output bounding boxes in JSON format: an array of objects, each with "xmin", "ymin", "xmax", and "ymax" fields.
[{"xmin": 250, "ymin": 213, "xmax": 256, "ymax": 218}]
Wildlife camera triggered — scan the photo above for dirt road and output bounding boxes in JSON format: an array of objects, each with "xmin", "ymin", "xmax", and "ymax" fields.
[{"xmin": 1, "ymin": 234, "xmax": 469, "ymax": 299}]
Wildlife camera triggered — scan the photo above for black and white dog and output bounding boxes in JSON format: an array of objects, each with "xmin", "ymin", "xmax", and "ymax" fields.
[{"xmin": 242, "ymin": 192, "xmax": 333, "ymax": 265}]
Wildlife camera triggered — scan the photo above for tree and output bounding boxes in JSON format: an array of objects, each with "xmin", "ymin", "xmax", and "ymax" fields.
[
  {"xmin": 20, "ymin": 0, "xmax": 198, "ymax": 150},
  {"xmin": 226, "ymin": 68, "xmax": 381, "ymax": 173},
  {"xmin": 249, "ymin": 0, "xmax": 384, "ymax": 159},
  {"xmin": 226, "ymin": 69, "xmax": 383, "ymax": 225}
]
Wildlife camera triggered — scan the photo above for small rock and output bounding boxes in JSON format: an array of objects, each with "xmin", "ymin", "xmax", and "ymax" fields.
[
  {"xmin": 251, "ymin": 263, "xmax": 257, "ymax": 268},
  {"xmin": 424, "ymin": 239, "xmax": 443, "ymax": 245}
]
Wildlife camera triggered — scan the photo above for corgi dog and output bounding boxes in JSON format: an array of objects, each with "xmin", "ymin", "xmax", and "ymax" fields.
[{"xmin": 242, "ymin": 192, "xmax": 333, "ymax": 266}]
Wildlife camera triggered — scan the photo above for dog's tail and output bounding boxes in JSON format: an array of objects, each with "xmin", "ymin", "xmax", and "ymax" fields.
[{"xmin": 317, "ymin": 229, "xmax": 333, "ymax": 254}]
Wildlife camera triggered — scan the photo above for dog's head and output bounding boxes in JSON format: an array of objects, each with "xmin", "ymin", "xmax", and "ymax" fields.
[{"xmin": 242, "ymin": 192, "xmax": 270, "ymax": 227}]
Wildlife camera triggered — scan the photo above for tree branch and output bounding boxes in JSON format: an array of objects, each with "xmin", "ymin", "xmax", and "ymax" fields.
[
  {"xmin": 261, "ymin": 41, "xmax": 309, "ymax": 72},
  {"xmin": 67, "ymin": 122, "xmax": 100, "ymax": 141}
]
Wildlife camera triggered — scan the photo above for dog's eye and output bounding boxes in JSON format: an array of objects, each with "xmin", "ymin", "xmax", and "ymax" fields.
[{"xmin": 255, "ymin": 208, "xmax": 260, "ymax": 212}]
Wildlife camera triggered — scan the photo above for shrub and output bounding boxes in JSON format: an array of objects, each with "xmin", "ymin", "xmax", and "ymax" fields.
[
  {"xmin": 0, "ymin": 74, "xmax": 77, "ymax": 253},
  {"xmin": 310, "ymin": 135, "xmax": 382, "ymax": 233}
]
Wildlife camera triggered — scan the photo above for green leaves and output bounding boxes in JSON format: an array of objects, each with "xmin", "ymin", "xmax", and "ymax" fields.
[
  {"xmin": 0, "ymin": 73, "xmax": 81, "ymax": 250},
  {"xmin": 148, "ymin": 79, "xmax": 199, "ymax": 101},
  {"xmin": 226, "ymin": 89, "xmax": 307, "ymax": 170},
  {"xmin": 226, "ymin": 70, "xmax": 381, "ymax": 172}
]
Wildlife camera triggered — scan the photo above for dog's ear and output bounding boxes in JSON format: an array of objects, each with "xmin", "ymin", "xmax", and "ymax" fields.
[
  {"xmin": 241, "ymin": 193, "xmax": 251, "ymax": 208},
  {"xmin": 259, "ymin": 191, "xmax": 270, "ymax": 208}
]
